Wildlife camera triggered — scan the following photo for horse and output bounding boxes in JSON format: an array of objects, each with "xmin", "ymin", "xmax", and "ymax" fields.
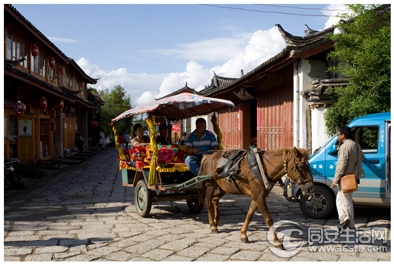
[{"xmin": 200, "ymin": 147, "xmax": 313, "ymax": 249}]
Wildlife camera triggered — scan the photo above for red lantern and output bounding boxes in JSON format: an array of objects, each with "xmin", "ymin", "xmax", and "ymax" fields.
[
  {"xmin": 15, "ymin": 101, "xmax": 26, "ymax": 113},
  {"xmin": 40, "ymin": 97, "xmax": 47, "ymax": 109},
  {"xmin": 32, "ymin": 44, "xmax": 39, "ymax": 57},
  {"xmin": 90, "ymin": 120, "xmax": 95, "ymax": 127},
  {"xmin": 81, "ymin": 81, "xmax": 85, "ymax": 88},
  {"xmin": 50, "ymin": 108, "xmax": 56, "ymax": 119},
  {"xmin": 60, "ymin": 66, "xmax": 65, "ymax": 75},
  {"xmin": 15, "ymin": 112, "xmax": 22, "ymax": 117},
  {"xmin": 56, "ymin": 99, "xmax": 64, "ymax": 109},
  {"xmin": 95, "ymin": 121, "xmax": 99, "ymax": 127},
  {"xmin": 50, "ymin": 120, "xmax": 56, "ymax": 132},
  {"xmin": 49, "ymin": 57, "xmax": 55, "ymax": 68}
]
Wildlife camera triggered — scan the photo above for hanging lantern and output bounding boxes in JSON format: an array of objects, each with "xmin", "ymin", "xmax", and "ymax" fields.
[
  {"xmin": 15, "ymin": 101, "xmax": 26, "ymax": 113},
  {"xmin": 81, "ymin": 81, "xmax": 85, "ymax": 88},
  {"xmin": 50, "ymin": 108, "xmax": 56, "ymax": 119},
  {"xmin": 60, "ymin": 66, "xmax": 65, "ymax": 75},
  {"xmin": 90, "ymin": 120, "xmax": 95, "ymax": 127},
  {"xmin": 32, "ymin": 44, "xmax": 39, "ymax": 57},
  {"xmin": 56, "ymin": 99, "xmax": 64, "ymax": 109},
  {"xmin": 50, "ymin": 120, "xmax": 56, "ymax": 131},
  {"xmin": 40, "ymin": 97, "xmax": 47, "ymax": 109},
  {"xmin": 49, "ymin": 57, "xmax": 55, "ymax": 68},
  {"xmin": 15, "ymin": 112, "xmax": 22, "ymax": 117},
  {"xmin": 95, "ymin": 121, "xmax": 99, "ymax": 127}
]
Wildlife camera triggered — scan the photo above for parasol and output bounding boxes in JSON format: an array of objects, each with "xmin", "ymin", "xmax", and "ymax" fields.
[{"xmin": 110, "ymin": 92, "xmax": 235, "ymax": 124}]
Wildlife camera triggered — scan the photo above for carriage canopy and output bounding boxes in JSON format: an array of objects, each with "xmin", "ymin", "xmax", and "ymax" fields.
[{"xmin": 110, "ymin": 92, "xmax": 235, "ymax": 124}]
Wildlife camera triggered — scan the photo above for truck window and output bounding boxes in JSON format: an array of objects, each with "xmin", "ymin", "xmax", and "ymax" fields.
[{"xmin": 352, "ymin": 126, "xmax": 378, "ymax": 153}]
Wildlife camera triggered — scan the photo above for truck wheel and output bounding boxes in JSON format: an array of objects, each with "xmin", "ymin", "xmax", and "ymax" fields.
[
  {"xmin": 134, "ymin": 180, "xmax": 152, "ymax": 217},
  {"xmin": 300, "ymin": 185, "xmax": 335, "ymax": 219},
  {"xmin": 186, "ymin": 198, "xmax": 204, "ymax": 213}
]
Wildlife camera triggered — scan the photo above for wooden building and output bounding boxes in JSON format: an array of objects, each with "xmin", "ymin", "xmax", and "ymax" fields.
[{"xmin": 4, "ymin": 4, "xmax": 102, "ymax": 163}]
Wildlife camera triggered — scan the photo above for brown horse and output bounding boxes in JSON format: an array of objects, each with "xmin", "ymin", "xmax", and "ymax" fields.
[{"xmin": 200, "ymin": 147, "xmax": 313, "ymax": 248}]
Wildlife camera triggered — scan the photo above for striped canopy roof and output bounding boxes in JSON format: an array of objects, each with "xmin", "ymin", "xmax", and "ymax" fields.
[{"xmin": 110, "ymin": 92, "xmax": 234, "ymax": 124}]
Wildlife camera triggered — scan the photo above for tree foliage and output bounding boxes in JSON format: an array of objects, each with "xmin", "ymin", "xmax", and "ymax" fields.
[
  {"xmin": 324, "ymin": 4, "xmax": 391, "ymax": 136},
  {"xmin": 93, "ymin": 85, "xmax": 133, "ymax": 137}
]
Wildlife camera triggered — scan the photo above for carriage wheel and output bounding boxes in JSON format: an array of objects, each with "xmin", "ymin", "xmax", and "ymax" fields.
[
  {"xmin": 186, "ymin": 198, "xmax": 204, "ymax": 213},
  {"xmin": 134, "ymin": 180, "xmax": 152, "ymax": 217}
]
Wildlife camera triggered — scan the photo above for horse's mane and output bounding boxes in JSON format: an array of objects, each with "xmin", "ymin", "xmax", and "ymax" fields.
[{"xmin": 264, "ymin": 147, "xmax": 310, "ymax": 159}]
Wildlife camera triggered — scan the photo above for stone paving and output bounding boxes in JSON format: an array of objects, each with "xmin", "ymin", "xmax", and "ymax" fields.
[{"xmin": 3, "ymin": 148, "xmax": 391, "ymax": 261}]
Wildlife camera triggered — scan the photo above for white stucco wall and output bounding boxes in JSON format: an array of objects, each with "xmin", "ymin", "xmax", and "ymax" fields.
[
  {"xmin": 311, "ymin": 107, "xmax": 331, "ymax": 152},
  {"xmin": 293, "ymin": 60, "xmax": 312, "ymax": 149},
  {"xmin": 294, "ymin": 59, "xmax": 332, "ymax": 151}
]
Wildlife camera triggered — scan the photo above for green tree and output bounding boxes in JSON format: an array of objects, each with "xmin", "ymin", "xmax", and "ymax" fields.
[
  {"xmin": 324, "ymin": 4, "xmax": 391, "ymax": 136},
  {"xmin": 94, "ymin": 85, "xmax": 133, "ymax": 137}
]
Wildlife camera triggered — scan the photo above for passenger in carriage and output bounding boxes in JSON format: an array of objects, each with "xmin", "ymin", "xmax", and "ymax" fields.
[
  {"xmin": 185, "ymin": 118, "xmax": 219, "ymax": 176},
  {"xmin": 156, "ymin": 124, "xmax": 171, "ymax": 145},
  {"xmin": 131, "ymin": 123, "xmax": 150, "ymax": 147}
]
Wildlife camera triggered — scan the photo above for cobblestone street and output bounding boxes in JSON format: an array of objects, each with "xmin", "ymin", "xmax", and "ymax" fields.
[{"xmin": 3, "ymin": 148, "xmax": 391, "ymax": 261}]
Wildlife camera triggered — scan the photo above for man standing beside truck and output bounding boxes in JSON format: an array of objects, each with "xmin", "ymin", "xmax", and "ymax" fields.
[{"xmin": 331, "ymin": 126, "xmax": 365, "ymax": 231}]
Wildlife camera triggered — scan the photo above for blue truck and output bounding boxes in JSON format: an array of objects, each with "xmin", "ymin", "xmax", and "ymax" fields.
[{"xmin": 296, "ymin": 112, "xmax": 391, "ymax": 218}]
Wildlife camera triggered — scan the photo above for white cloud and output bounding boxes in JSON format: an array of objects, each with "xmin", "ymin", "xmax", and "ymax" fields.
[
  {"xmin": 78, "ymin": 25, "xmax": 287, "ymax": 107},
  {"xmin": 77, "ymin": 57, "xmax": 165, "ymax": 106},
  {"xmin": 322, "ymin": 4, "xmax": 354, "ymax": 29},
  {"xmin": 145, "ymin": 37, "xmax": 249, "ymax": 63},
  {"xmin": 48, "ymin": 37, "xmax": 78, "ymax": 43}
]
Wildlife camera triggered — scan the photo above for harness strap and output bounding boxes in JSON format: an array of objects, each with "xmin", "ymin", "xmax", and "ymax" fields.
[{"xmin": 250, "ymin": 147, "xmax": 274, "ymax": 191}]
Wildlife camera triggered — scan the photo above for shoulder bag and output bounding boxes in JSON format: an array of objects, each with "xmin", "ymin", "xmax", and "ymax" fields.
[{"xmin": 340, "ymin": 174, "xmax": 358, "ymax": 193}]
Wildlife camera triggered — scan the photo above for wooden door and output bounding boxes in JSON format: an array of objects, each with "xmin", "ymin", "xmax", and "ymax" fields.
[
  {"xmin": 18, "ymin": 116, "xmax": 35, "ymax": 162},
  {"xmin": 218, "ymin": 104, "xmax": 241, "ymax": 150},
  {"xmin": 257, "ymin": 86, "xmax": 293, "ymax": 149},
  {"xmin": 63, "ymin": 117, "xmax": 76, "ymax": 150}
]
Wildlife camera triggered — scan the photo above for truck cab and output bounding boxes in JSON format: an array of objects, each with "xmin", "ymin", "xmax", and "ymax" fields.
[{"xmin": 298, "ymin": 112, "xmax": 391, "ymax": 218}]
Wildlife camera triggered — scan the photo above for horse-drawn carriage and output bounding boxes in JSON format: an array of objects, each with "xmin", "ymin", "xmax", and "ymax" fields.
[
  {"xmin": 110, "ymin": 92, "xmax": 314, "ymax": 247},
  {"xmin": 110, "ymin": 93, "xmax": 234, "ymax": 217}
]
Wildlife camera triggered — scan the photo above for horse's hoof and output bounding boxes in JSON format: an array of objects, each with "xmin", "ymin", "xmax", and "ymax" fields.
[
  {"xmin": 240, "ymin": 237, "xmax": 249, "ymax": 243},
  {"xmin": 211, "ymin": 229, "xmax": 219, "ymax": 234},
  {"xmin": 275, "ymin": 243, "xmax": 284, "ymax": 250}
]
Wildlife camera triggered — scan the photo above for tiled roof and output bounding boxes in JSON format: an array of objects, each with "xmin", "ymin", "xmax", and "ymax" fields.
[
  {"xmin": 199, "ymin": 72, "xmax": 238, "ymax": 96},
  {"xmin": 155, "ymin": 82, "xmax": 199, "ymax": 100},
  {"xmin": 302, "ymin": 78, "xmax": 350, "ymax": 105},
  {"xmin": 276, "ymin": 23, "xmax": 335, "ymax": 48}
]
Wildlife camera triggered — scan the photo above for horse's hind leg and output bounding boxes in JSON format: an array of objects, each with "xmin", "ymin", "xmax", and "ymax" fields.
[{"xmin": 240, "ymin": 200, "xmax": 258, "ymax": 243}]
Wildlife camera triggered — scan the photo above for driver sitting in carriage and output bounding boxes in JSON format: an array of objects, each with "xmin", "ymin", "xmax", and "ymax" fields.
[{"xmin": 185, "ymin": 117, "xmax": 219, "ymax": 176}]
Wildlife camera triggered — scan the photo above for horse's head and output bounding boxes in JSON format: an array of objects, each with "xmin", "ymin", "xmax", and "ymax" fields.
[{"xmin": 285, "ymin": 147, "xmax": 314, "ymax": 195}]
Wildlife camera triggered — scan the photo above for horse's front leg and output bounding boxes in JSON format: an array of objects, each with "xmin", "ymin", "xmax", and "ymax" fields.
[
  {"xmin": 240, "ymin": 200, "xmax": 258, "ymax": 243},
  {"xmin": 212, "ymin": 186, "xmax": 225, "ymax": 229},
  {"xmin": 204, "ymin": 180, "xmax": 217, "ymax": 233},
  {"xmin": 255, "ymin": 196, "xmax": 283, "ymax": 249}
]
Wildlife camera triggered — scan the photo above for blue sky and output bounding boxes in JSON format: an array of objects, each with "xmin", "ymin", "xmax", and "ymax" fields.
[{"xmin": 11, "ymin": 3, "xmax": 349, "ymax": 106}]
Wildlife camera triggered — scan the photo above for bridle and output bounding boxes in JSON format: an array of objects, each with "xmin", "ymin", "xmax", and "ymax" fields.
[
  {"xmin": 286, "ymin": 152, "xmax": 313, "ymax": 185},
  {"xmin": 262, "ymin": 149, "xmax": 312, "ymax": 185}
]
